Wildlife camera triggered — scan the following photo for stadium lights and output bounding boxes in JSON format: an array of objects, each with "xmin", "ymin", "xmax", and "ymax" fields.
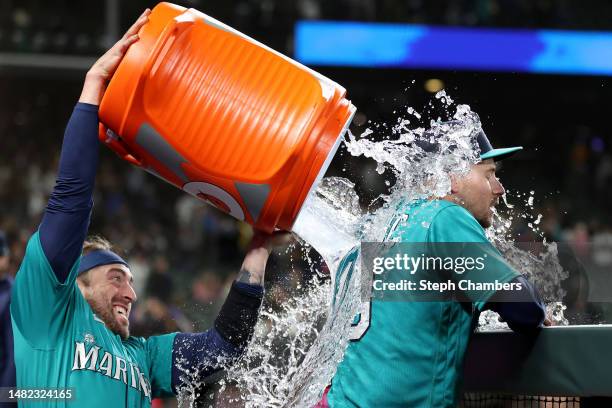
[{"xmin": 295, "ymin": 21, "xmax": 612, "ymax": 76}]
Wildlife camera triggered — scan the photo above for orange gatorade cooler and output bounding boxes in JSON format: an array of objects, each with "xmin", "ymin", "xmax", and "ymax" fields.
[{"xmin": 99, "ymin": 2, "xmax": 355, "ymax": 232}]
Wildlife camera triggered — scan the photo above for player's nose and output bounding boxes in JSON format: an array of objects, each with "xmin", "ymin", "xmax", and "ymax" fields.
[
  {"xmin": 492, "ymin": 176, "xmax": 505, "ymax": 196},
  {"xmin": 121, "ymin": 282, "xmax": 137, "ymax": 304}
]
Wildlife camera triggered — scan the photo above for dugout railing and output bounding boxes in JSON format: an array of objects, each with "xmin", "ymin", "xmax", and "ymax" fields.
[{"xmin": 461, "ymin": 325, "xmax": 612, "ymax": 407}]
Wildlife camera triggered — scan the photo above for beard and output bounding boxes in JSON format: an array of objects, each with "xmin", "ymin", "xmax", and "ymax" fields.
[
  {"xmin": 477, "ymin": 213, "xmax": 492, "ymax": 228},
  {"xmin": 478, "ymin": 201, "xmax": 499, "ymax": 229},
  {"xmin": 85, "ymin": 293, "xmax": 130, "ymax": 339},
  {"xmin": 451, "ymin": 195, "xmax": 493, "ymax": 229}
]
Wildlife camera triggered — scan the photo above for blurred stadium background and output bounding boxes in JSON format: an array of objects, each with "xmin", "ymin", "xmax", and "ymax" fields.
[{"xmin": 1, "ymin": 0, "xmax": 612, "ymax": 406}]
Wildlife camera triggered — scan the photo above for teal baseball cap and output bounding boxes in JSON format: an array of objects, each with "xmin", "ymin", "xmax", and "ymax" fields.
[
  {"xmin": 415, "ymin": 123, "xmax": 523, "ymax": 161},
  {"xmin": 476, "ymin": 129, "xmax": 522, "ymax": 161}
]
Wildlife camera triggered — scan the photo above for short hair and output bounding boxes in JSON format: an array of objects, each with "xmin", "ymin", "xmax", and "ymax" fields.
[
  {"xmin": 79, "ymin": 236, "xmax": 114, "ymax": 285},
  {"xmin": 82, "ymin": 235, "xmax": 114, "ymax": 256}
]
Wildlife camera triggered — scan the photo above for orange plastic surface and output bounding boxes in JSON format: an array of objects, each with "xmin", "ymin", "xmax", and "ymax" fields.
[{"xmin": 99, "ymin": 2, "xmax": 355, "ymax": 232}]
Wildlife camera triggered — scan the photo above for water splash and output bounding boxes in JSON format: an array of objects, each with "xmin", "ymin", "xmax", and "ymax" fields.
[
  {"xmin": 211, "ymin": 101, "xmax": 501, "ymax": 407},
  {"xmin": 481, "ymin": 193, "xmax": 569, "ymax": 328},
  {"xmin": 292, "ymin": 177, "xmax": 362, "ymax": 272},
  {"xmin": 220, "ymin": 279, "xmax": 332, "ymax": 408},
  {"xmin": 213, "ymin": 247, "xmax": 362, "ymax": 408},
  {"xmin": 179, "ymin": 94, "xmax": 570, "ymax": 406},
  {"xmin": 176, "ymin": 184, "xmax": 366, "ymax": 407}
]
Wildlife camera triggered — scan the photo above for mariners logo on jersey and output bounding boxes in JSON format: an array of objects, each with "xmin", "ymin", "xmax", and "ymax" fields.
[
  {"xmin": 72, "ymin": 341, "xmax": 152, "ymax": 399},
  {"xmin": 84, "ymin": 332, "xmax": 96, "ymax": 344}
]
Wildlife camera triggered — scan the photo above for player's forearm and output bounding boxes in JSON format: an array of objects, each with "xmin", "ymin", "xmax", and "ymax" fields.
[
  {"xmin": 209, "ymin": 245, "xmax": 269, "ymax": 350},
  {"xmin": 211, "ymin": 245, "xmax": 269, "ymax": 345},
  {"xmin": 79, "ymin": 74, "xmax": 107, "ymax": 106},
  {"xmin": 486, "ymin": 276, "xmax": 546, "ymax": 332},
  {"xmin": 214, "ymin": 281, "xmax": 264, "ymax": 347},
  {"xmin": 39, "ymin": 103, "xmax": 100, "ymax": 282},
  {"xmin": 236, "ymin": 246, "xmax": 270, "ymax": 286}
]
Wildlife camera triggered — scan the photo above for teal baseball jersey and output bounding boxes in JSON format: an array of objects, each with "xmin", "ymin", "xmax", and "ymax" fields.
[
  {"xmin": 328, "ymin": 199, "xmax": 520, "ymax": 408},
  {"xmin": 10, "ymin": 232, "xmax": 176, "ymax": 407}
]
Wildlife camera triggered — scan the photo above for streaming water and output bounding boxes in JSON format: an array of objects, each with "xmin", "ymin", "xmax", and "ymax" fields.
[{"xmin": 178, "ymin": 91, "xmax": 569, "ymax": 407}]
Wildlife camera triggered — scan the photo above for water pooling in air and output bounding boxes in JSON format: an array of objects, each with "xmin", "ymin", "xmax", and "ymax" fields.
[{"xmin": 178, "ymin": 91, "xmax": 569, "ymax": 407}]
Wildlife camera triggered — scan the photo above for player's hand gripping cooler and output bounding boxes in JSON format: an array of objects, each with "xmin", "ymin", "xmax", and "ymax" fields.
[{"xmin": 99, "ymin": 2, "xmax": 355, "ymax": 232}]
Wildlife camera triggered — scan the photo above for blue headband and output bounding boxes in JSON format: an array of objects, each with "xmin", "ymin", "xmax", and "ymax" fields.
[{"xmin": 78, "ymin": 249, "xmax": 129, "ymax": 275}]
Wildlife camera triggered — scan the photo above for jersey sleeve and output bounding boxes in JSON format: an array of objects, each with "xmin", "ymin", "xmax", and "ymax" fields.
[
  {"xmin": 427, "ymin": 204, "xmax": 521, "ymax": 310},
  {"xmin": 10, "ymin": 231, "xmax": 80, "ymax": 349},
  {"xmin": 145, "ymin": 332, "xmax": 178, "ymax": 398},
  {"xmin": 39, "ymin": 102, "xmax": 99, "ymax": 283}
]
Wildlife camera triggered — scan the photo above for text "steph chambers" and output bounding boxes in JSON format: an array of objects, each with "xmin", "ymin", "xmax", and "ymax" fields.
[{"xmin": 372, "ymin": 279, "xmax": 523, "ymax": 292}]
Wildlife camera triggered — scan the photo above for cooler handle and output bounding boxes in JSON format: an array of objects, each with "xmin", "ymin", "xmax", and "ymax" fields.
[{"xmin": 141, "ymin": 11, "xmax": 197, "ymax": 81}]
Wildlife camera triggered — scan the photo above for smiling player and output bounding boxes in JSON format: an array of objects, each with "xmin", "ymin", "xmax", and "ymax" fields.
[{"xmin": 10, "ymin": 9, "xmax": 289, "ymax": 407}]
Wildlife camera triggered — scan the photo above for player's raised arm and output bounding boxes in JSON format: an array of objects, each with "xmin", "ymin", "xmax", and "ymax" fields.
[
  {"xmin": 166, "ymin": 232, "xmax": 292, "ymax": 393},
  {"xmin": 38, "ymin": 9, "xmax": 150, "ymax": 283},
  {"xmin": 11, "ymin": 11, "xmax": 150, "ymax": 351}
]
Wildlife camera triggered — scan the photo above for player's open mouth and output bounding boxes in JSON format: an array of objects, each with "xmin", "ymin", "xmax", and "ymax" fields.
[{"xmin": 113, "ymin": 305, "xmax": 129, "ymax": 323}]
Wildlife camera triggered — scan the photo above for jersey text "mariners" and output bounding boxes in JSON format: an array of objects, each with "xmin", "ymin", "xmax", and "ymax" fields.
[{"xmin": 72, "ymin": 341, "xmax": 152, "ymax": 400}]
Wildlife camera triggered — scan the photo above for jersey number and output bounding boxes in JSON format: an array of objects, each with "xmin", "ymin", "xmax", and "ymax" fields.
[{"xmin": 349, "ymin": 300, "xmax": 371, "ymax": 341}]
